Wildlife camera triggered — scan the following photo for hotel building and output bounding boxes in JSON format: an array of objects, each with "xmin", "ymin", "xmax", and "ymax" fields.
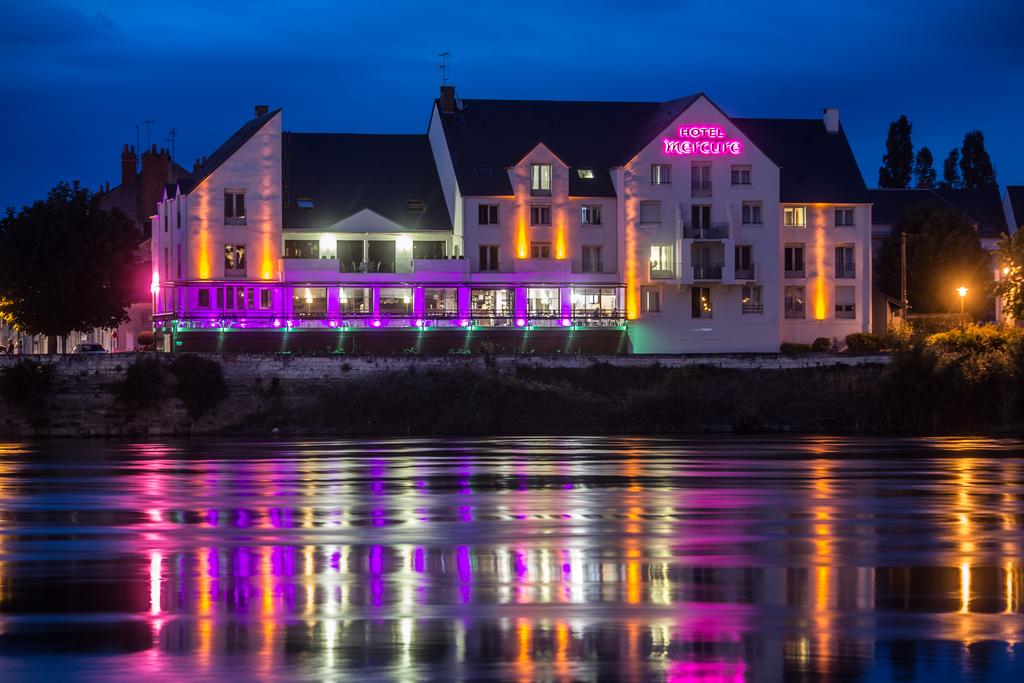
[{"xmin": 151, "ymin": 89, "xmax": 872, "ymax": 353}]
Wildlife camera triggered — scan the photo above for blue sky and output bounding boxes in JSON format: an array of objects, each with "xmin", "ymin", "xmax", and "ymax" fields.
[{"xmin": 0, "ymin": 0, "xmax": 1021, "ymax": 210}]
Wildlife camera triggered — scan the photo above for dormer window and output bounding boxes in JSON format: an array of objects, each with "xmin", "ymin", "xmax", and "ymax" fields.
[
  {"xmin": 577, "ymin": 169, "xmax": 595, "ymax": 179},
  {"xmin": 407, "ymin": 200, "xmax": 426, "ymax": 213},
  {"xmin": 296, "ymin": 197, "xmax": 315, "ymax": 210},
  {"xmin": 531, "ymin": 163, "xmax": 552, "ymax": 196}
]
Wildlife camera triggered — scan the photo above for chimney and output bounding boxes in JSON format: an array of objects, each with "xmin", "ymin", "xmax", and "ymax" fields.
[
  {"xmin": 439, "ymin": 85, "xmax": 456, "ymax": 114},
  {"xmin": 140, "ymin": 146, "xmax": 172, "ymax": 238},
  {"xmin": 255, "ymin": 104, "xmax": 269, "ymax": 117},
  {"xmin": 823, "ymin": 107, "xmax": 840, "ymax": 134},
  {"xmin": 121, "ymin": 144, "xmax": 137, "ymax": 186}
]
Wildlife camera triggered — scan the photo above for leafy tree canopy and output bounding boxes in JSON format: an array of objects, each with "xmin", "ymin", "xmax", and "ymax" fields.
[
  {"xmin": 876, "ymin": 203, "xmax": 992, "ymax": 315},
  {"xmin": 0, "ymin": 181, "xmax": 141, "ymax": 337},
  {"xmin": 995, "ymin": 229, "xmax": 1024, "ymax": 320},
  {"xmin": 940, "ymin": 148, "xmax": 962, "ymax": 189},
  {"xmin": 913, "ymin": 147, "xmax": 936, "ymax": 189},
  {"xmin": 878, "ymin": 115, "xmax": 913, "ymax": 189},
  {"xmin": 959, "ymin": 130, "xmax": 997, "ymax": 189}
]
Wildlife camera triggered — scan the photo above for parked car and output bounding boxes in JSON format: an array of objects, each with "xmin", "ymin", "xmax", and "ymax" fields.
[{"xmin": 72, "ymin": 343, "xmax": 107, "ymax": 354}]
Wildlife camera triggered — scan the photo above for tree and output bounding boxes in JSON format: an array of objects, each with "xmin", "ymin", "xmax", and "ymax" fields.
[
  {"xmin": 959, "ymin": 130, "xmax": 997, "ymax": 189},
  {"xmin": 941, "ymin": 148, "xmax": 962, "ymax": 189},
  {"xmin": 995, "ymin": 229, "xmax": 1024, "ymax": 320},
  {"xmin": 876, "ymin": 203, "xmax": 993, "ymax": 315},
  {"xmin": 0, "ymin": 182, "xmax": 140, "ymax": 344},
  {"xmin": 878, "ymin": 115, "xmax": 914, "ymax": 188},
  {"xmin": 913, "ymin": 147, "xmax": 936, "ymax": 188}
]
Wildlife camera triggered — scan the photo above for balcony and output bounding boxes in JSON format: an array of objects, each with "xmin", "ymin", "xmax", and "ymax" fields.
[
  {"xmin": 836, "ymin": 267, "xmax": 856, "ymax": 279},
  {"xmin": 683, "ymin": 222, "xmax": 729, "ymax": 239},
  {"xmin": 784, "ymin": 269, "xmax": 805, "ymax": 279},
  {"xmin": 514, "ymin": 258, "xmax": 572, "ymax": 275},
  {"xmin": 691, "ymin": 180, "xmax": 712, "ymax": 197},
  {"xmin": 734, "ymin": 263, "xmax": 756, "ymax": 280},
  {"xmin": 742, "ymin": 302, "xmax": 764, "ymax": 314},
  {"xmin": 693, "ymin": 265, "xmax": 724, "ymax": 280},
  {"xmin": 413, "ymin": 257, "xmax": 469, "ymax": 274}
]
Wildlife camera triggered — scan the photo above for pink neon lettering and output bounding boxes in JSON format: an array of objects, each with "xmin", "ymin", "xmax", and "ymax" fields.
[{"xmin": 663, "ymin": 124, "xmax": 742, "ymax": 156}]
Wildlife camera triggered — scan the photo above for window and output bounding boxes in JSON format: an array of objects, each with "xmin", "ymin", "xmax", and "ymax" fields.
[
  {"xmin": 296, "ymin": 197, "xmax": 315, "ymax": 210},
  {"xmin": 784, "ymin": 206, "xmax": 807, "ymax": 227},
  {"xmin": 651, "ymin": 163, "xmax": 672, "ymax": 185},
  {"xmin": 478, "ymin": 204, "xmax": 499, "ymax": 225},
  {"xmin": 224, "ymin": 244, "xmax": 246, "ymax": 276},
  {"xmin": 379, "ymin": 287, "xmax": 412, "ymax": 315},
  {"xmin": 163, "ymin": 212, "xmax": 168, "ymax": 233},
  {"xmin": 785, "ymin": 286, "xmax": 806, "ymax": 318},
  {"xmin": 224, "ymin": 190, "xmax": 246, "ymax": 224},
  {"xmin": 292, "ymin": 287, "xmax": 327, "ymax": 318},
  {"xmin": 742, "ymin": 285, "xmax": 763, "ymax": 314},
  {"xmin": 731, "ymin": 165, "xmax": 752, "ymax": 186},
  {"xmin": 835, "ymin": 207, "xmax": 855, "ymax": 227},
  {"xmin": 835, "ymin": 245, "xmax": 856, "ymax": 279},
  {"xmin": 216, "ymin": 288, "xmax": 224, "ymax": 308},
  {"xmin": 176, "ymin": 245, "xmax": 181, "ymax": 279},
  {"xmin": 649, "ymin": 245, "xmax": 674, "ymax": 278},
  {"xmin": 691, "ymin": 163, "xmax": 711, "ymax": 195},
  {"xmin": 581, "ymin": 205, "xmax": 602, "ymax": 225},
  {"xmin": 691, "ymin": 287, "xmax": 712, "ymax": 319},
  {"xmin": 338, "ymin": 240, "xmax": 365, "ymax": 273},
  {"xmin": 479, "ymin": 245, "xmax": 499, "ymax": 271},
  {"xmin": 224, "ymin": 285, "xmax": 243, "ymax": 309},
  {"xmin": 471, "ymin": 289, "xmax": 514, "ymax": 319},
  {"xmin": 413, "ymin": 240, "xmax": 446, "ymax": 260},
  {"xmin": 742, "ymin": 202, "xmax": 763, "ymax": 225},
  {"xmin": 367, "ymin": 240, "xmax": 396, "ymax": 273},
  {"xmin": 735, "ymin": 245, "xmax": 754, "ymax": 279},
  {"xmin": 639, "ymin": 200, "xmax": 661, "ymax": 224},
  {"xmin": 197, "ymin": 289, "xmax": 210, "ymax": 308},
  {"xmin": 284, "ymin": 240, "xmax": 319, "ymax": 259},
  {"xmin": 689, "ymin": 205, "xmax": 712, "ymax": 232},
  {"xmin": 527, "ymin": 287, "xmax": 560, "ymax": 316},
  {"xmin": 260, "ymin": 289, "xmax": 272, "ymax": 309},
  {"xmin": 424, "ymin": 288, "xmax": 458, "ymax": 317},
  {"xmin": 835, "ymin": 286, "xmax": 856, "ymax": 319},
  {"xmin": 246, "ymin": 287, "xmax": 255, "ymax": 310},
  {"xmin": 641, "ymin": 286, "xmax": 661, "ymax": 313},
  {"xmin": 338, "ymin": 287, "xmax": 369, "ymax": 314},
  {"xmin": 530, "ymin": 163, "xmax": 552, "ymax": 196},
  {"xmin": 177, "ymin": 208, "xmax": 181, "ymax": 229},
  {"xmin": 530, "ymin": 205, "xmax": 551, "ymax": 226},
  {"xmin": 572, "ymin": 287, "xmax": 617, "ymax": 314},
  {"xmin": 784, "ymin": 244, "xmax": 805, "ymax": 278},
  {"xmin": 577, "ymin": 169, "xmax": 595, "ymax": 179},
  {"xmin": 530, "ymin": 242, "xmax": 551, "ymax": 259},
  {"xmin": 581, "ymin": 245, "xmax": 603, "ymax": 273},
  {"xmin": 163, "ymin": 247, "xmax": 169, "ymax": 280}
]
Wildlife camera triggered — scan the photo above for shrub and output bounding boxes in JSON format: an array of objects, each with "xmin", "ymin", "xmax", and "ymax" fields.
[
  {"xmin": 114, "ymin": 357, "xmax": 163, "ymax": 407},
  {"xmin": 169, "ymin": 354, "xmax": 228, "ymax": 420},
  {"xmin": 811, "ymin": 337, "xmax": 832, "ymax": 352},
  {"xmin": 845, "ymin": 332, "xmax": 884, "ymax": 354},
  {"xmin": 926, "ymin": 324, "xmax": 1024, "ymax": 354},
  {"xmin": 0, "ymin": 359, "xmax": 54, "ymax": 403},
  {"xmin": 780, "ymin": 342, "xmax": 812, "ymax": 355}
]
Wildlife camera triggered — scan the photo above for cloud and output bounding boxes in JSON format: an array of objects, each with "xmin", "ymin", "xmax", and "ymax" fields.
[{"xmin": 0, "ymin": 0, "xmax": 115, "ymax": 46}]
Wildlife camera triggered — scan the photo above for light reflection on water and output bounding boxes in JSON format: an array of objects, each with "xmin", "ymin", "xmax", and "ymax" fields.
[{"xmin": 0, "ymin": 436, "xmax": 1021, "ymax": 681}]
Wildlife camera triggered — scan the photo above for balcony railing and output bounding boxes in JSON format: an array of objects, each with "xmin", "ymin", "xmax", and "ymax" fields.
[
  {"xmin": 683, "ymin": 222, "xmax": 729, "ymax": 239},
  {"xmin": 691, "ymin": 181, "xmax": 712, "ymax": 197},
  {"xmin": 735, "ymin": 263, "xmax": 755, "ymax": 280},
  {"xmin": 742, "ymin": 302, "xmax": 764, "ymax": 314},
  {"xmin": 693, "ymin": 265, "xmax": 724, "ymax": 280},
  {"xmin": 785, "ymin": 308, "xmax": 806, "ymax": 319},
  {"xmin": 836, "ymin": 267, "xmax": 856, "ymax": 279},
  {"xmin": 784, "ymin": 269, "xmax": 805, "ymax": 279}
]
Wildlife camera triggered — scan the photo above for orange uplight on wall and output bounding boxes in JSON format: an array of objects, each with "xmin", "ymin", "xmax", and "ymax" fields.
[
  {"xmin": 516, "ymin": 218, "xmax": 529, "ymax": 259},
  {"xmin": 554, "ymin": 224, "xmax": 567, "ymax": 259},
  {"xmin": 261, "ymin": 232, "xmax": 274, "ymax": 280},
  {"xmin": 624, "ymin": 198, "xmax": 639, "ymax": 319},
  {"xmin": 197, "ymin": 189, "xmax": 212, "ymax": 279},
  {"xmin": 813, "ymin": 214, "xmax": 827, "ymax": 320}
]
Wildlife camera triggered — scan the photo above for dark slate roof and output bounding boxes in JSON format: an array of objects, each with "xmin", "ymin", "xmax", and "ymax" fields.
[
  {"xmin": 438, "ymin": 96, "xmax": 700, "ymax": 197},
  {"xmin": 1006, "ymin": 186, "xmax": 1024, "ymax": 231},
  {"xmin": 732, "ymin": 118, "xmax": 868, "ymax": 203},
  {"xmin": 438, "ymin": 96, "xmax": 867, "ymax": 202},
  {"xmin": 867, "ymin": 188, "xmax": 1008, "ymax": 237},
  {"xmin": 282, "ymin": 132, "xmax": 451, "ymax": 231},
  {"xmin": 187, "ymin": 108, "xmax": 280, "ymax": 189}
]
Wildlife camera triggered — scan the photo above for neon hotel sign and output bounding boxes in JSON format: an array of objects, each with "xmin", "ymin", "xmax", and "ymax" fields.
[{"xmin": 663, "ymin": 125, "xmax": 742, "ymax": 156}]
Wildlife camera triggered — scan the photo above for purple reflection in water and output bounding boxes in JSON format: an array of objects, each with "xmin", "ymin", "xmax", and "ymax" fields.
[{"xmin": 413, "ymin": 547, "xmax": 425, "ymax": 573}]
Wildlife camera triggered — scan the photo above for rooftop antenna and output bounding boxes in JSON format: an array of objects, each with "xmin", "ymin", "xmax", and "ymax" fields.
[
  {"xmin": 142, "ymin": 120, "xmax": 155, "ymax": 150},
  {"xmin": 165, "ymin": 127, "xmax": 176, "ymax": 161},
  {"xmin": 438, "ymin": 50, "xmax": 449, "ymax": 86}
]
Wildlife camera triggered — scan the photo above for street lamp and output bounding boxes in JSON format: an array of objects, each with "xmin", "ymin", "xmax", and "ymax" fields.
[{"xmin": 957, "ymin": 286, "xmax": 968, "ymax": 321}]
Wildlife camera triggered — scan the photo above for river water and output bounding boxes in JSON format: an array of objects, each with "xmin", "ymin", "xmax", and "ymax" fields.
[{"xmin": 0, "ymin": 437, "xmax": 1021, "ymax": 681}]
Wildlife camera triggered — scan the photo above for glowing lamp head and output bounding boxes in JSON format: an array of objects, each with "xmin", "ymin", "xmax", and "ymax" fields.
[
  {"xmin": 516, "ymin": 318, "xmax": 527, "ymax": 328},
  {"xmin": 149, "ymin": 272, "xmax": 159, "ymax": 295},
  {"xmin": 415, "ymin": 318, "xmax": 425, "ymax": 328},
  {"xmin": 458, "ymin": 319, "xmax": 469, "ymax": 328},
  {"xmin": 396, "ymin": 235, "xmax": 413, "ymax": 251},
  {"xmin": 1003, "ymin": 266, "xmax": 1011, "ymax": 276},
  {"xmin": 272, "ymin": 318, "xmax": 281, "ymax": 328},
  {"xmin": 372, "ymin": 319, "xmax": 382, "ymax": 328},
  {"xmin": 957, "ymin": 286, "xmax": 968, "ymax": 298},
  {"xmin": 560, "ymin": 318, "xmax": 571, "ymax": 327},
  {"xmin": 285, "ymin": 319, "xmax": 293, "ymax": 328},
  {"xmin": 328, "ymin": 319, "xmax": 338, "ymax": 328}
]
